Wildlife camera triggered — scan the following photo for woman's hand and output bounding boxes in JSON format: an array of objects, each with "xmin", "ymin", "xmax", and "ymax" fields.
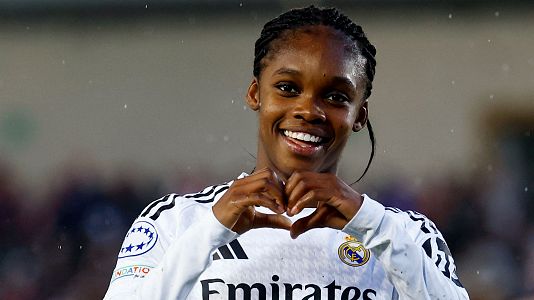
[
  {"xmin": 285, "ymin": 171, "xmax": 363, "ymax": 239},
  {"xmin": 212, "ymin": 168, "xmax": 292, "ymax": 234}
]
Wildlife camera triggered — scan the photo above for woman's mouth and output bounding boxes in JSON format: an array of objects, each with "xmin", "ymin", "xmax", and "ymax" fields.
[
  {"xmin": 283, "ymin": 130, "xmax": 323, "ymax": 143},
  {"xmin": 281, "ymin": 130, "xmax": 327, "ymax": 156}
]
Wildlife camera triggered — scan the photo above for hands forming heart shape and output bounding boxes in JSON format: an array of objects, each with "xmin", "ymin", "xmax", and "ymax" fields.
[{"xmin": 212, "ymin": 168, "xmax": 364, "ymax": 239}]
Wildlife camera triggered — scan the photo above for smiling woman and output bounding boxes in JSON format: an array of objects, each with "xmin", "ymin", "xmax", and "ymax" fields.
[
  {"xmin": 248, "ymin": 25, "xmax": 369, "ymax": 180},
  {"xmin": 104, "ymin": 6, "xmax": 470, "ymax": 300}
]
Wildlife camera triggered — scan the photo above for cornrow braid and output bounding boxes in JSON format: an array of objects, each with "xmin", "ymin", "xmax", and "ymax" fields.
[
  {"xmin": 254, "ymin": 5, "xmax": 376, "ymax": 99},
  {"xmin": 253, "ymin": 5, "xmax": 377, "ymax": 182}
]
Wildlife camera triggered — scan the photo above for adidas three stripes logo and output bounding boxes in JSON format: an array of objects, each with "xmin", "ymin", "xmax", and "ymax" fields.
[{"xmin": 213, "ymin": 240, "xmax": 248, "ymax": 260}]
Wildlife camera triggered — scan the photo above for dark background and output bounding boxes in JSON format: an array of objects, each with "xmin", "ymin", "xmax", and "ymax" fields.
[{"xmin": 0, "ymin": 1, "xmax": 533, "ymax": 299}]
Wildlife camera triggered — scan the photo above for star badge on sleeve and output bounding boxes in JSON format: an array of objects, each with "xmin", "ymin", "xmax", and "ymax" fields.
[{"xmin": 118, "ymin": 221, "xmax": 158, "ymax": 259}]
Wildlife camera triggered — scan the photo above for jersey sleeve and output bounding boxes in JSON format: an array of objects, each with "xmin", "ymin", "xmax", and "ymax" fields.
[
  {"xmin": 342, "ymin": 194, "xmax": 470, "ymax": 300},
  {"xmin": 103, "ymin": 194, "xmax": 238, "ymax": 299}
]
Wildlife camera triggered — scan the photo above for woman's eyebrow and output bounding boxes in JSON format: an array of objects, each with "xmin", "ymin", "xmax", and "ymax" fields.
[
  {"xmin": 327, "ymin": 76, "xmax": 358, "ymax": 96},
  {"xmin": 330, "ymin": 75, "xmax": 356, "ymax": 89},
  {"xmin": 274, "ymin": 67, "xmax": 354, "ymax": 85},
  {"xmin": 273, "ymin": 67, "xmax": 301, "ymax": 76}
]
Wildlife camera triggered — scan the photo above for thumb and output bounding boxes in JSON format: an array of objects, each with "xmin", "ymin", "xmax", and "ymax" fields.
[
  {"xmin": 289, "ymin": 207, "xmax": 338, "ymax": 239},
  {"xmin": 252, "ymin": 212, "xmax": 292, "ymax": 231},
  {"xmin": 290, "ymin": 212, "xmax": 321, "ymax": 239},
  {"xmin": 290, "ymin": 207, "xmax": 347, "ymax": 239}
]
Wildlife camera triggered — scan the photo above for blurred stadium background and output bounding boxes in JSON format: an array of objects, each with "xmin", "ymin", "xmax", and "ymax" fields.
[{"xmin": 0, "ymin": 0, "xmax": 533, "ymax": 299}]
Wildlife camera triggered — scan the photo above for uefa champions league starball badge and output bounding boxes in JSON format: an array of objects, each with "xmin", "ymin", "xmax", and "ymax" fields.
[
  {"xmin": 118, "ymin": 220, "xmax": 158, "ymax": 259},
  {"xmin": 338, "ymin": 235, "xmax": 370, "ymax": 267}
]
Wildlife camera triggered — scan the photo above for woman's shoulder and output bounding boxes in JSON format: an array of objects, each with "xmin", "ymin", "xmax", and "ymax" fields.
[
  {"xmin": 136, "ymin": 172, "xmax": 244, "ymax": 222},
  {"xmin": 383, "ymin": 206, "xmax": 440, "ymax": 237},
  {"xmin": 383, "ymin": 205, "xmax": 455, "ymax": 261},
  {"xmin": 137, "ymin": 180, "xmax": 233, "ymax": 221},
  {"xmin": 120, "ymin": 179, "xmax": 236, "ymax": 250},
  {"xmin": 179, "ymin": 180, "xmax": 234, "ymax": 206}
]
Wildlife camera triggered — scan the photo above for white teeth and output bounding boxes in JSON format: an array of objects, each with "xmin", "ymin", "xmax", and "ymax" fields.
[{"xmin": 283, "ymin": 130, "xmax": 322, "ymax": 143}]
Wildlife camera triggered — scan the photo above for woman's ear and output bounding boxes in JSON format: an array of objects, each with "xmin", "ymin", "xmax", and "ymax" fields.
[
  {"xmin": 353, "ymin": 100, "xmax": 368, "ymax": 132},
  {"xmin": 245, "ymin": 78, "xmax": 261, "ymax": 111}
]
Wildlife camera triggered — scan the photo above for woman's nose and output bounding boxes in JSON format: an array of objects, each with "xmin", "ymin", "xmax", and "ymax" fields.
[{"xmin": 291, "ymin": 95, "xmax": 326, "ymax": 124}]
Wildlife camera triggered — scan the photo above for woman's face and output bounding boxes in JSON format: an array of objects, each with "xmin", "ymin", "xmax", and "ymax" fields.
[{"xmin": 247, "ymin": 25, "xmax": 369, "ymax": 180}]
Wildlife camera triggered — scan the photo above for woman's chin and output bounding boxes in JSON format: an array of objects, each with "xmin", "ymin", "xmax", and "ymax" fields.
[{"xmin": 274, "ymin": 160, "xmax": 333, "ymax": 178}]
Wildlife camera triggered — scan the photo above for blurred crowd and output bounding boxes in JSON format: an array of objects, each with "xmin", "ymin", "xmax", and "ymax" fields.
[{"xmin": 0, "ymin": 155, "xmax": 532, "ymax": 300}]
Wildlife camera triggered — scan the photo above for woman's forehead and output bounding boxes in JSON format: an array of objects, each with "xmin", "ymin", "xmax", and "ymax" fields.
[
  {"xmin": 263, "ymin": 27, "xmax": 365, "ymax": 80},
  {"xmin": 277, "ymin": 25, "xmax": 353, "ymax": 48}
]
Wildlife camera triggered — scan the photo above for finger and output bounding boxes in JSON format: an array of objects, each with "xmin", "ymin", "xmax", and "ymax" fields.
[
  {"xmin": 237, "ymin": 169, "xmax": 283, "ymax": 192},
  {"xmin": 284, "ymin": 171, "xmax": 305, "ymax": 196},
  {"xmin": 251, "ymin": 166, "xmax": 270, "ymax": 175},
  {"xmin": 269, "ymin": 170, "xmax": 287, "ymax": 208},
  {"xmin": 240, "ymin": 179, "xmax": 285, "ymax": 211},
  {"xmin": 259, "ymin": 169, "xmax": 286, "ymax": 210},
  {"xmin": 289, "ymin": 189, "xmax": 330, "ymax": 216},
  {"xmin": 238, "ymin": 193, "xmax": 284, "ymax": 214},
  {"xmin": 253, "ymin": 212, "xmax": 292, "ymax": 231},
  {"xmin": 291, "ymin": 206, "xmax": 347, "ymax": 239},
  {"xmin": 286, "ymin": 171, "xmax": 326, "ymax": 211},
  {"xmin": 286, "ymin": 171, "xmax": 326, "ymax": 193},
  {"xmin": 289, "ymin": 208, "xmax": 325, "ymax": 239},
  {"xmin": 216, "ymin": 170, "xmax": 285, "ymax": 230},
  {"xmin": 230, "ymin": 207, "xmax": 255, "ymax": 234},
  {"xmin": 271, "ymin": 170, "xmax": 286, "ymax": 188},
  {"xmin": 234, "ymin": 176, "xmax": 274, "ymax": 196},
  {"xmin": 262, "ymin": 181, "xmax": 286, "ymax": 211},
  {"xmin": 261, "ymin": 168, "xmax": 285, "ymax": 190},
  {"xmin": 235, "ymin": 168, "xmax": 272, "ymax": 186},
  {"xmin": 286, "ymin": 179, "xmax": 308, "ymax": 213},
  {"xmin": 224, "ymin": 173, "xmax": 285, "ymax": 214}
]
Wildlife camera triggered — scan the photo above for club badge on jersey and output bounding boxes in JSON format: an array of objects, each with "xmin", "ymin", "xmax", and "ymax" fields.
[
  {"xmin": 338, "ymin": 235, "xmax": 370, "ymax": 267},
  {"xmin": 118, "ymin": 220, "xmax": 158, "ymax": 259}
]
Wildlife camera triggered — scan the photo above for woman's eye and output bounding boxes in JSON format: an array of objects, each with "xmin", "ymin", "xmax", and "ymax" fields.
[
  {"xmin": 326, "ymin": 93, "xmax": 350, "ymax": 103},
  {"xmin": 276, "ymin": 83, "xmax": 299, "ymax": 95}
]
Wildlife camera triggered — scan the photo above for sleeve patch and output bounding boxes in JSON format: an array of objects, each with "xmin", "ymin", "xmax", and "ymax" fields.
[
  {"xmin": 422, "ymin": 237, "xmax": 464, "ymax": 288},
  {"xmin": 111, "ymin": 265, "xmax": 153, "ymax": 282},
  {"xmin": 118, "ymin": 220, "xmax": 159, "ymax": 259}
]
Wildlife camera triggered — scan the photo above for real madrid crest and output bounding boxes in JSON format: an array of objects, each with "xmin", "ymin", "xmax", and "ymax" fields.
[{"xmin": 338, "ymin": 235, "xmax": 370, "ymax": 267}]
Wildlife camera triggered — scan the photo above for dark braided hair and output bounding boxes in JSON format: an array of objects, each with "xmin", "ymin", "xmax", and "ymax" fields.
[{"xmin": 253, "ymin": 5, "xmax": 377, "ymax": 182}]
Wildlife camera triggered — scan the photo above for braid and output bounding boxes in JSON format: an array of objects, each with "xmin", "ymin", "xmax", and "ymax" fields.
[
  {"xmin": 253, "ymin": 6, "xmax": 377, "ymax": 181},
  {"xmin": 253, "ymin": 5, "xmax": 377, "ymax": 99}
]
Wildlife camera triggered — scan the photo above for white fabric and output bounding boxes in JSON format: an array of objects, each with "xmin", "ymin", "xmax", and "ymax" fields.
[{"xmin": 104, "ymin": 174, "xmax": 469, "ymax": 300}]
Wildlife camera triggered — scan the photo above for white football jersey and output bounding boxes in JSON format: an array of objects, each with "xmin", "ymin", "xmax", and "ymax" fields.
[{"xmin": 104, "ymin": 173, "xmax": 469, "ymax": 300}]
